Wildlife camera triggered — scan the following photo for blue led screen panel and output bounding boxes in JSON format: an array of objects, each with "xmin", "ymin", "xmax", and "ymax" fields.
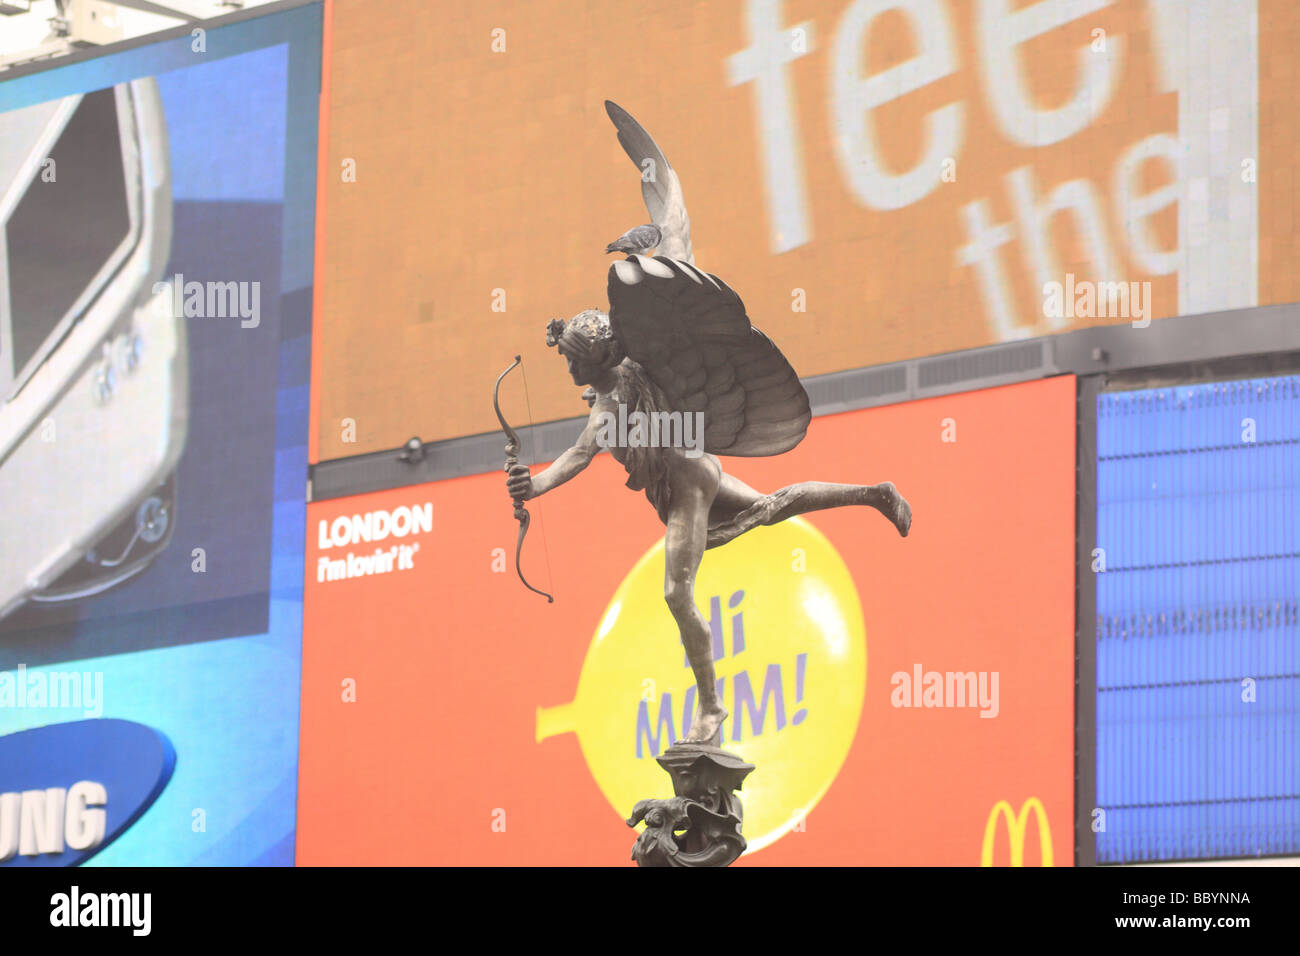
[{"xmin": 1095, "ymin": 376, "xmax": 1299, "ymax": 863}]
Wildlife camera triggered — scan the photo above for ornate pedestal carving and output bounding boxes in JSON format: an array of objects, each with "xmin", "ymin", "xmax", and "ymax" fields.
[{"xmin": 627, "ymin": 742, "xmax": 755, "ymax": 868}]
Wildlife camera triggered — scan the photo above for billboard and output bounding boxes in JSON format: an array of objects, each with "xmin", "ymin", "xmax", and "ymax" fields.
[
  {"xmin": 297, "ymin": 374, "xmax": 1076, "ymax": 865},
  {"xmin": 0, "ymin": 6, "xmax": 321, "ymax": 866},
  {"xmin": 310, "ymin": 0, "xmax": 1297, "ymax": 459},
  {"xmin": 1095, "ymin": 375, "xmax": 1300, "ymax": 863}
]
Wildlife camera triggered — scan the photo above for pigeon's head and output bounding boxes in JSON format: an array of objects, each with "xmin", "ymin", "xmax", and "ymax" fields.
[{"xmin": 546, "ymin": 310, "xmax": 622, "ymax": 385}]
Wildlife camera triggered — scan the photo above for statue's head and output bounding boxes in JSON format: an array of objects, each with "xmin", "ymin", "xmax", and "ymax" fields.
[{"xmin": 546, "ymin": 310, "xmax": 623, "ymax": 385}]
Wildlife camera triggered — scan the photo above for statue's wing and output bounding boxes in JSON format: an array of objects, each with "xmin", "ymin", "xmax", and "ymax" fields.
[
  {"xmin": 607, "ymin": 255, "xmax": 810, "ymax": 457},
  {"xmin": 605, "ymin": 101, "xmax": 693, "ymax": 265}
]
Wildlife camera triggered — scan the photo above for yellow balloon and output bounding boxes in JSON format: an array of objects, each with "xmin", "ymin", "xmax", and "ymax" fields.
[{"xmin": 536, "ymin": 516, "xmax": 866, "ymax": 854}]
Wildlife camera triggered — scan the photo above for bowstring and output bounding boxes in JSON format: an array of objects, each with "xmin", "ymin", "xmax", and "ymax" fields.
[{"xmin": 518, "ymin": 357, "xmax": 556, "ymax": 599}]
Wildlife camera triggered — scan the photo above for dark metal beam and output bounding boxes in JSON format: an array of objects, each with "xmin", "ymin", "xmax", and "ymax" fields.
[{"xmin": 1075, "ymin": 374, "xmax": 1101, "ymax": 867}]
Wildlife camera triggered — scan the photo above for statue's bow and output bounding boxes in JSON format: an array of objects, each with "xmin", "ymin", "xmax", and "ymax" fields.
[{"xmin": 493, "ymin": 355, "xmax": 554, "ymax": 603}]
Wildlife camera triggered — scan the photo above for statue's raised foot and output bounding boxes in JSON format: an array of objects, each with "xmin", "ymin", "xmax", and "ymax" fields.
[{"xmin": 876, "ymin": 481, "xmax": 912, "ymax": 537}]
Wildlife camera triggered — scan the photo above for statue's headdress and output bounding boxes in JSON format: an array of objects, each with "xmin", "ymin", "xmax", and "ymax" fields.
[{"xmin": 546, "ymin": 309, "xmax": 622, "ymax": 365}]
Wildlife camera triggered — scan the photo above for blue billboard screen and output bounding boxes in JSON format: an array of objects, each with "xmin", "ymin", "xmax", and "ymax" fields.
[
  {"xmin": 1096, "ymin": 376, "xmax": 1299, "ymax": 863},
  {"xmin": 0, "ymin": 6, "xmax": 321, "ymax": 866}
]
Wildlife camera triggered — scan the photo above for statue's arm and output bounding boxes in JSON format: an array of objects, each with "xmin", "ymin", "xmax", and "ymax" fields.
[{"xmin": 524, "ymin": 409, "xmax": 606, "ymax": 498}]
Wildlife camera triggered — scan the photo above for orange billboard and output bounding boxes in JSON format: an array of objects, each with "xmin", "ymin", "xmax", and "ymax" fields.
[
  {"xmin": 296, "ymin": 375, "xmax": 1076, "ymax": 865},
  {"xmin": 311, "ymin": 0, "xmax": 1299, "ymax": 459}
]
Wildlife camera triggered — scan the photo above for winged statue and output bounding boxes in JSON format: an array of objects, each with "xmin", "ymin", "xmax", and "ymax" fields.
[{"xmin": 502, "ymin": 102, "xmax": 912, "ymax": 747}]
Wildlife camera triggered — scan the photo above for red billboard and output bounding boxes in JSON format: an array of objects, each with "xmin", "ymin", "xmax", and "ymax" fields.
[{"xmin": 297, "ymin": 375, "xmax": 1076, "ymax": 864}]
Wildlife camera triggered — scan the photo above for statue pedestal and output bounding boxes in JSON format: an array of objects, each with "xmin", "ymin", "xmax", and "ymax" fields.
[{"xmin": 627, "ymin": 742, "xmax": 755, "ymax": 867}]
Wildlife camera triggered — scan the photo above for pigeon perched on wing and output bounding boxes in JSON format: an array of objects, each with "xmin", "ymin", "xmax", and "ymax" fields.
[
  {"xmin": 605, "ymin": 223, "xmax": 662, "ymax": 255},
  {"xmin": 605, "ymin": 101, "xmax": 692, "ymax": 264}
]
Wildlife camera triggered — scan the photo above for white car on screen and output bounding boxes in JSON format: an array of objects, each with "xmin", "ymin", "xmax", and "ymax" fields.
[{"xmin": 0, "ymin": 77, "xmax": 187, "ymax": 620}]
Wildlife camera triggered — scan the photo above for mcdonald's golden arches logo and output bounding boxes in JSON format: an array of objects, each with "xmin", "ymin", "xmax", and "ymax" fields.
[{"xmin": 981, "ymin": 798, "xmax": 1053, "ymax": 866}]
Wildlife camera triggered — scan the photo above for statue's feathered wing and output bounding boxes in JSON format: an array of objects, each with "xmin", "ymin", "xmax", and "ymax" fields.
[
  {"xmin": 607, "ymin": 255, "xmax": 810, "ymax": 457},
  {"xmin": 605, "ymin": 101, "xmax": 692, "ymax": 264}
]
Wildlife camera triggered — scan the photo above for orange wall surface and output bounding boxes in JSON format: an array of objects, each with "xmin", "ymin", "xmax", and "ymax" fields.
[{"xmin": 311, "ymin": 0, "xmax": 1299, "ymax": 459}]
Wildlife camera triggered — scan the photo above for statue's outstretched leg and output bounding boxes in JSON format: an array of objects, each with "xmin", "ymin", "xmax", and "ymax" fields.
[
  {"xmin": 706, "ymin": 477, "xmax": 911, "ymax": 550},
  {"xmin": 664, "ymin": 462, "xmax": 728, "ymax": 745}
]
